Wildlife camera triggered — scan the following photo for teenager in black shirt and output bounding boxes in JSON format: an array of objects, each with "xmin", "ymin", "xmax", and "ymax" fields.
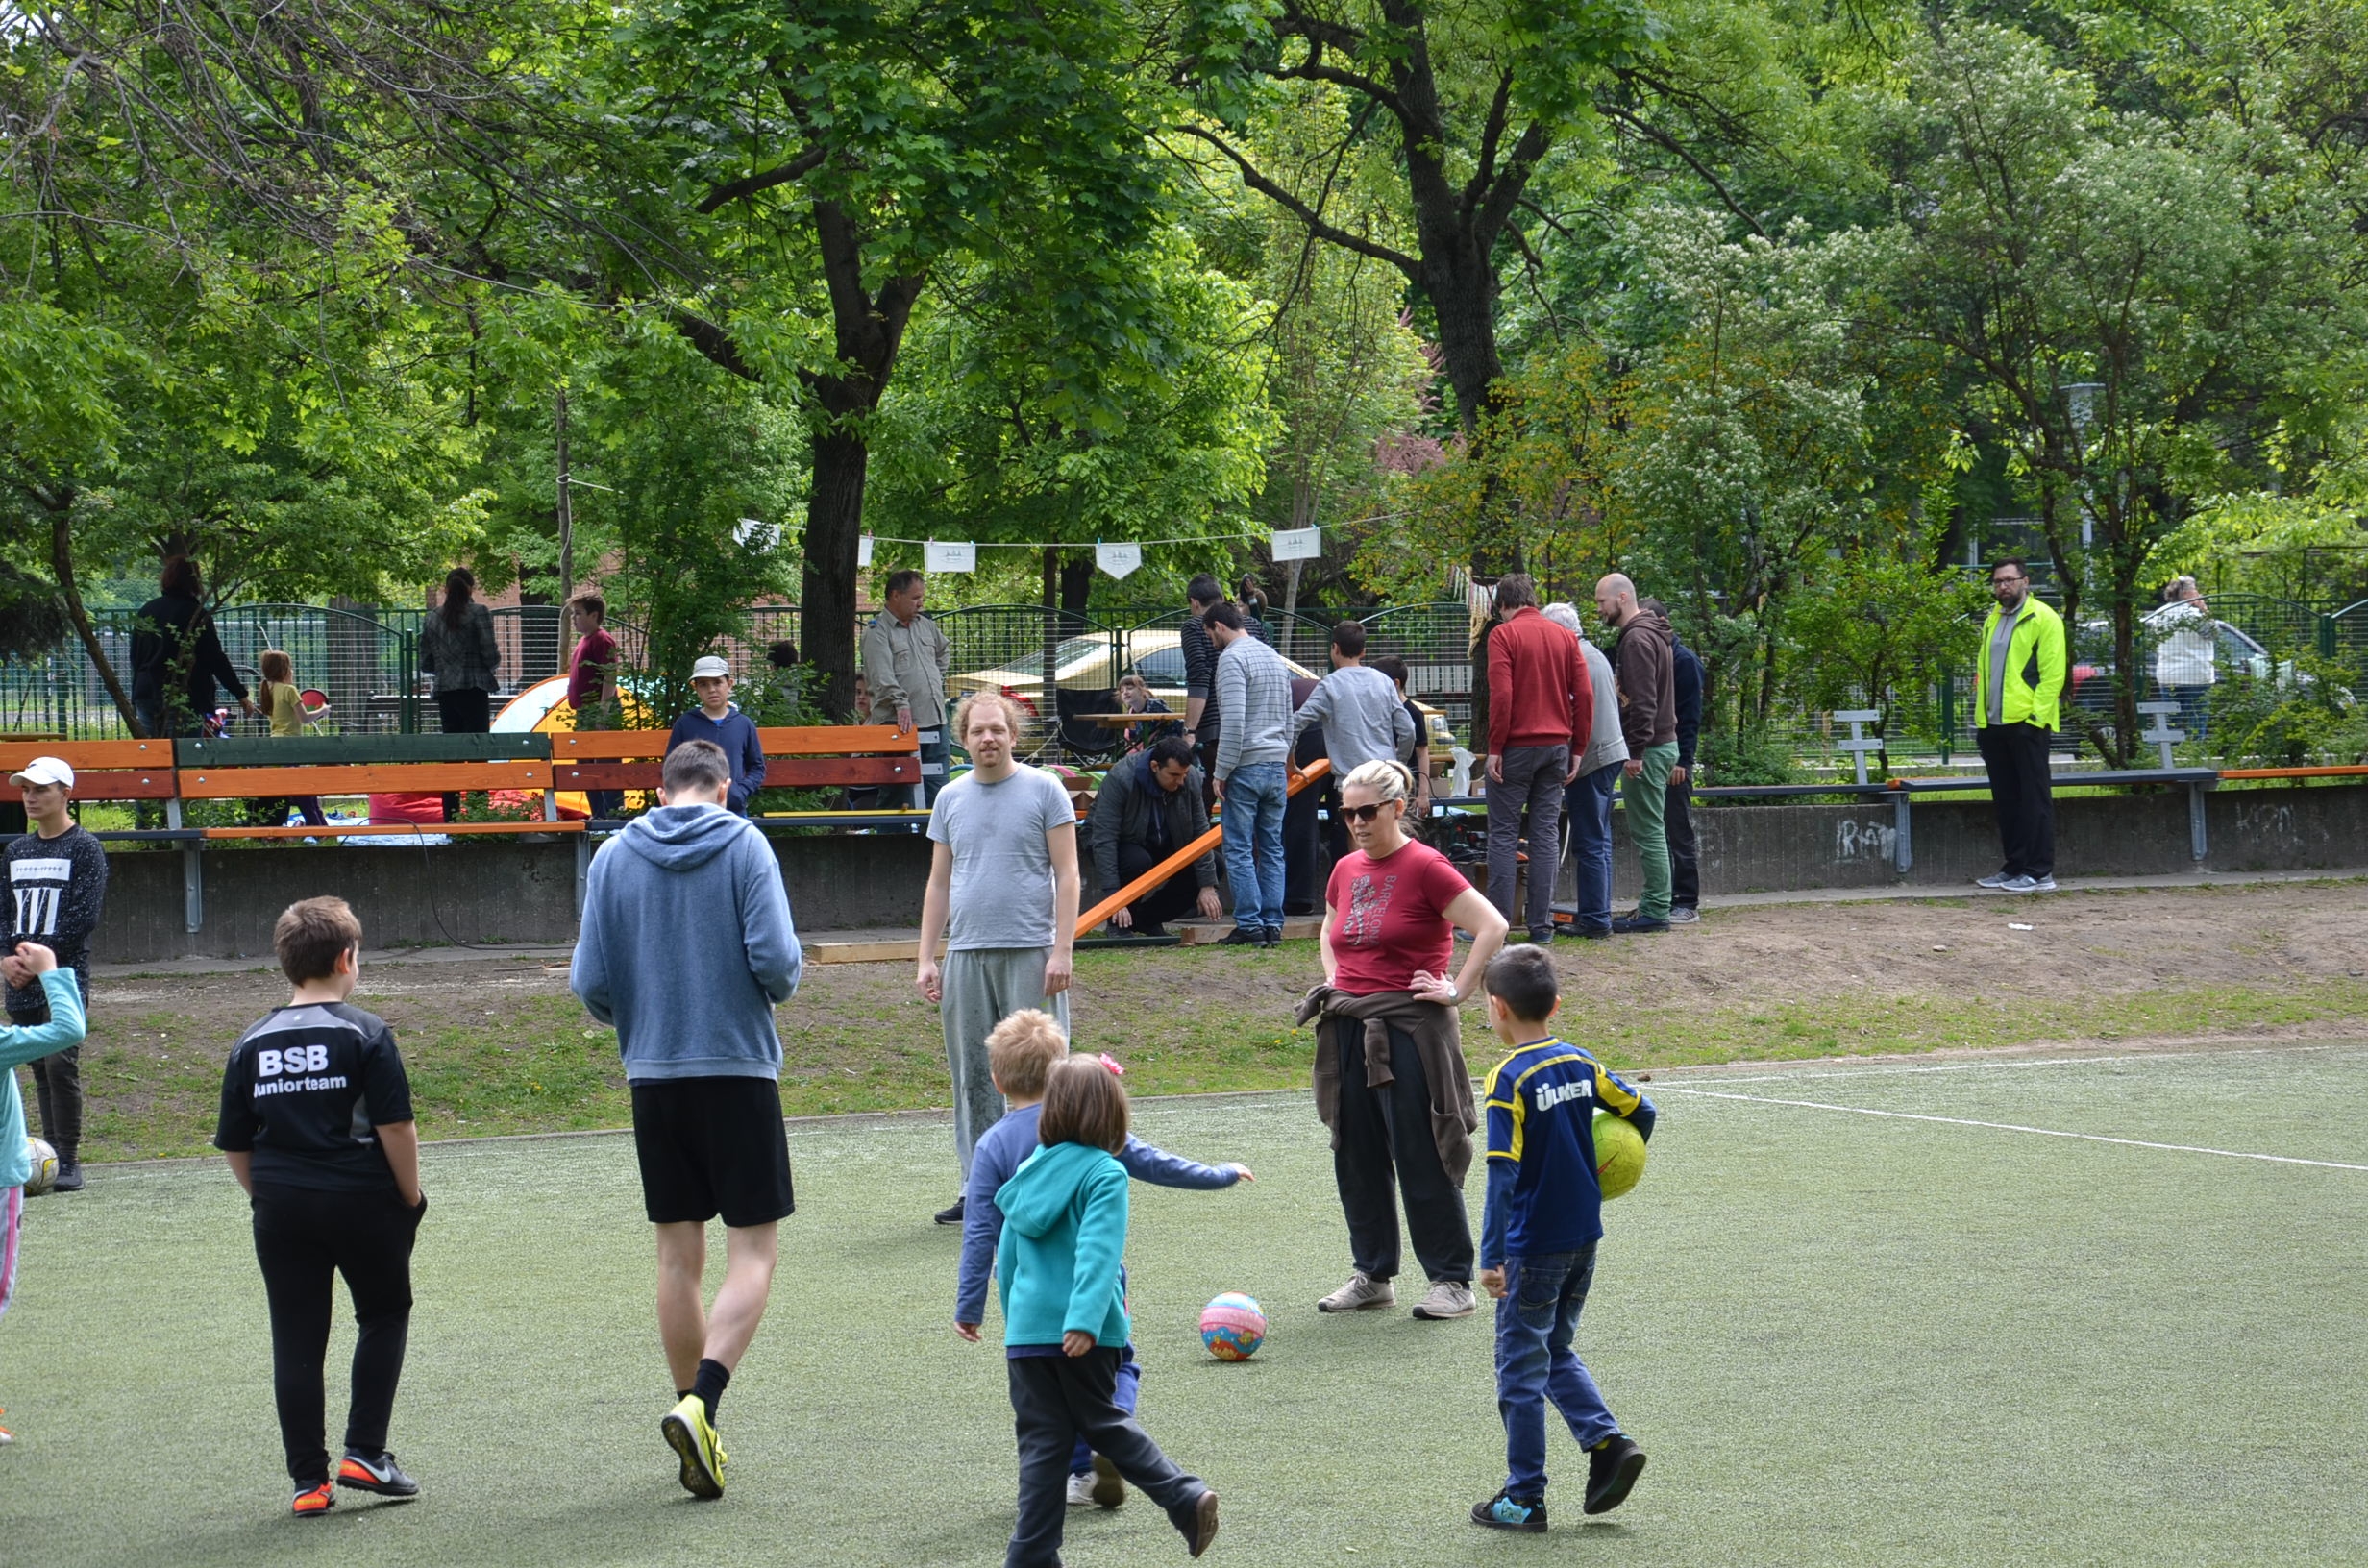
[
  {"xmin": 215, "ymin": 897, "xmax": 427, "ymax": 1518},
  {"xmin": 3, "ymin": 757, "xmax": 109, "ymax": 1192}
]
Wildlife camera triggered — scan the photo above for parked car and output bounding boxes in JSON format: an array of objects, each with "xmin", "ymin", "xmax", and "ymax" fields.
[{"xmin": 2062, "ymin": 617, "xmax": 2349, "ymax": 746}]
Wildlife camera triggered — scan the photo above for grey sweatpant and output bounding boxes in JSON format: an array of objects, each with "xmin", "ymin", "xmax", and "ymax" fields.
[{"xmin": 941, "ymin": 946, "xmax": 1071, "ymax": 1179}]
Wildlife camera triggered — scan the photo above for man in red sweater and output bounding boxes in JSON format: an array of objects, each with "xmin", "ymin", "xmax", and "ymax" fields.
[{"xmin": 1484, "ymin": 574, "xmax": 1592, "ymax": 943}]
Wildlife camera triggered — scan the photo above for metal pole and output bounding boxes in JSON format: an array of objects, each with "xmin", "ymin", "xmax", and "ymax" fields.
[
  {"xmin": 1893, "ymin": 787, "xmax": 1912, "ymax": 875},
  {"xmin": 555, "ymin": 387, "xmax": 574, "ymax": 605}
]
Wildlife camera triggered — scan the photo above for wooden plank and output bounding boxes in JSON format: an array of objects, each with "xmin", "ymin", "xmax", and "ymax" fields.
[
  {"xmin": 177, "ymin": 733, "xmax": 549, "ymax": 767},
  {"xmin": 179, "ymin": 761, "xmax": 552, "ymax": 797},
  {"xmin": 24, "ymin": 772, "xmax": 177, "ymax": 800},
  {"xmin": 810, "ymin": 937, "xmax": 945, "ymax": 965},
  {"xmin": 549, "ymin": 730, "xmax": 675, "ymax": 761},
  {"xmin": 202, "ymin": 821, "xmax": 583, "ymax": 840},
  {"xmin": 555, "ymin": 756, "xmax": 918, "ymax": 790},
  {"xmin": 555, "ymin": 725, "xmax": 921, "ymax": 760},
  {"xmin": 2217, "ymin": 766, "xmax": 2368, "ymax": 780},
  {"xmin": 0, "ymin": 739, "xmax": 175, "ymax": 770},
  {"xmin": 1174, "ymin": 915, "xmax": 1323, "ymax": 944}
]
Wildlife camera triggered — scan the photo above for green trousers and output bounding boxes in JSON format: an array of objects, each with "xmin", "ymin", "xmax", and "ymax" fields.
[{"xmin": 1623, "ymin": 743, "xmax": 1681, "ymax": 919}]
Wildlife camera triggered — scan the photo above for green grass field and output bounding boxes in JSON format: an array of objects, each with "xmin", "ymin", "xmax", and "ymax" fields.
[{"xmin": 6, "ymin": 1042, "xmax": 2365, "ymax": 1566}]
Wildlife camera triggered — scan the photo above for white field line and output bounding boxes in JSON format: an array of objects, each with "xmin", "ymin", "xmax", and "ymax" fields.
[
  {"xmin": 1670, "ymin": 1042, "xmax": 2350, "ymax": 1089},
  {"xmin": 1657, "ymin": 1085, "xmax": 2368, "ymax": 1172}
]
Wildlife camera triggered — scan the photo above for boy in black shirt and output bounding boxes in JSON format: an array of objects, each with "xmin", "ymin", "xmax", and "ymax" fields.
[
  {"xmin": 3, "ymin": 756, "xmax": 110, "ymax": 1192},
  {"xmin": 214, "ymin": 897, "xmax": 427, "ymax": 1518}
]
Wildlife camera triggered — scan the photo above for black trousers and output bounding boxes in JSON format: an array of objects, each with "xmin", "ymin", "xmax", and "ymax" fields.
[
  {"xmin": 1977, "ymin": 722, "xmax": 2056, "ymax": 878},
  {"xmin": 1333, "ymin": 1025, "xmax": 1474, "ymax": 1284},
  {"xmin": 434, "ymin": 687, "xmax": 494, "ymax": 821},
  {"xmin": 1282, "ymin": 778, "xmax": 1330, "ymax": 915},
  {"xmin": 30, "ymin": 1044, "xmax": 81, "ymax": 1155},
  {"xmin": 252, "ymin": 1184, "xmax": 420, "ymax": 1484},
  {"xmin": 1665, "ymin": 770, "xmax": 1699, "ymax": 910},
  {"xmin": 1112, "ymin": 840, "xmax": 1201, "ymax": 934},
  {"xmin": 1006, "ymin": 1349, "xmax": 1204, "ymax": 1568}
]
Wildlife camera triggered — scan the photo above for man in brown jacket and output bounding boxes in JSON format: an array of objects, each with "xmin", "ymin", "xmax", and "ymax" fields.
[{"xmin": 1594, "ymin": 574, "xmax": 1680, "ymax": 933}]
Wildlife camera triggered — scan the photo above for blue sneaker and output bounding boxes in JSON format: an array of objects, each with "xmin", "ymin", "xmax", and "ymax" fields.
[{"xmin": 1471, "ymin": 1489, "xmax": 1548, "ymax": 1531}]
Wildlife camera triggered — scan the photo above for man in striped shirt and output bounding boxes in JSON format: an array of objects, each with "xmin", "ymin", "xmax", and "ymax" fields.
[{"xmin": 1204, "ymin": 602, "xmax": 1294, "ymax": 948}]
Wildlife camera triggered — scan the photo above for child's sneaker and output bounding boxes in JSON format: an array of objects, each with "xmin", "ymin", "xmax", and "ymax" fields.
[
  {"xmin": 1066, "ymin": 1469, "xmax": 1098, "ymax": 1506},
  {"xmin": 337, "ymin": 1449, "xmax": 420, "ymax": 1498},
  {"xmin": 1089, "ymin": 1452, "xmax": 1125, "ymax": 1507},
  {"xmin": 1470, "ymin": 1489, "xmax": 1548, "ymax": 1531},
  {"xmin": 290, "ymin": 1481, "xmax": 336, "ymax": 1518},
  {"xmin": 1584, "ymin": 1434, "xmax": 1646, "ymax": 1514},
  {"xmin": 1172, "ymin": 1487, "xmax": 1220, "ymax": 1557},
  {"xmin": 660, "ymin": 1392, "xmax": 728, "ymax": 1499}
]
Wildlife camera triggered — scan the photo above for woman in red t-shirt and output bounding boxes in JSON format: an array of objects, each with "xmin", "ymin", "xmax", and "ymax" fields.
[{"xmin": 1314, "ymin": 759, "xmax": 1507, "ymax": 1321}]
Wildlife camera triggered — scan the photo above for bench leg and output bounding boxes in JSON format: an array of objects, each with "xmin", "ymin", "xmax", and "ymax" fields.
[
  {"xmin": 1893, "ymin": 791, "xmax": 1912, "ymax": 876},
  {"xmin": 2189, "ymin": 781, "xmax": 2209, "ymax": 863},
  {"xmin": 575, "ymin": 833, "xmax": 590, "ymax": 921},
  {"xmin": 167, "ymin": 798, "xmax": 203, "ymax": 934}
]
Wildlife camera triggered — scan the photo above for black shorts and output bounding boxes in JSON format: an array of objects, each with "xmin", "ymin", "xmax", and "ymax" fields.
[{"xmin": 629, "ymin": 1076, "xmax": 797, "ymax": 1228}]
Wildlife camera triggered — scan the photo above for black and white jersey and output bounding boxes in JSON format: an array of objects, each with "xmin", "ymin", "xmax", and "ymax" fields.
[
  {"xmin": 214, "ymin": 1002, "xmax": 414, "ymax": 1193},
  {"xmin": 5, "ymin": 825, "xmax": 109, "ymax": 1021}
]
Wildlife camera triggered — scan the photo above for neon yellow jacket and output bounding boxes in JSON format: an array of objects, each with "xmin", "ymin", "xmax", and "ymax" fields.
[{"xmin": 1975, "ymin": 595, "xmax": 2069, "ymax": 731}]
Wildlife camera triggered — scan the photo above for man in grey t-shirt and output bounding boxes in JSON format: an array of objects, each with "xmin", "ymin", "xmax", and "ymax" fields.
[{"xmin": 914, "ymin": 692, "xmax": 1080, "ymax": 1222}]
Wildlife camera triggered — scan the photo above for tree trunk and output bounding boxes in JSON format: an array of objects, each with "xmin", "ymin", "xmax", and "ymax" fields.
[
  {"xmin": 50, "ymin": 508, "xmax": 141, "ymax": 735},
  {"xmin": 1058, "ymin": 555, "xmax": 1095, "ymax": 624},
  {"xmin": 802, "ymin": 429, "xmax": 869, "ymax": 720}
]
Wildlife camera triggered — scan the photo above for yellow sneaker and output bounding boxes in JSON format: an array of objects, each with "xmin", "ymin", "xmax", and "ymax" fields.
[{"xmin": 659, "ymin": 1394, "xmax": 727, "ymax": 1499}]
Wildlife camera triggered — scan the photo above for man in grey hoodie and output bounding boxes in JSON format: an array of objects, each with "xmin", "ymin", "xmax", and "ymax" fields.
[
  {"xmin": 570, "ymin": 739, "xmax": 802, "ymax": 1502},
  {"xmin": 1543, "ymin": 605, "xmax": 1628, "ymax": 939}
]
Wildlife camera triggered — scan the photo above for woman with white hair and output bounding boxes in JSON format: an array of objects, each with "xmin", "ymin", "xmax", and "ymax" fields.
[{"xmin": 1295, "ymin": 759, "xmax": 1506, "ymax": 1321}]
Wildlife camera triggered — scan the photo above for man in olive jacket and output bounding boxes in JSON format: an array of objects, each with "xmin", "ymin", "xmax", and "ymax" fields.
[
  {"xmin": 860, "ymin": 569, "xmax": 952, "ymax": 817},
  {"xmin": 1974, "ymin": 558, "xmax": 2069, "ymax": 893},
  {"xmin": 1087, "ymin": 736, "xmax": 1223, "ymax": 937}
]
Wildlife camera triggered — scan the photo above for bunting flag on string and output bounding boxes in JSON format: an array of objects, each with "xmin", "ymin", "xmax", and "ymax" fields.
[
  {"xmin": 1270, "ymin": 526, "xmax": 1321, "ymax": 561},
  {"xmin": 857, "ymin": 535, "xmax": 875, "ymax": 567},
  {"xmin": 1096, "ymin": 542, "xmax": 1143, "ymax": 579},
  {"xmin": 924, "ymin": 539, "xmax": 977, "ymax": 573}
]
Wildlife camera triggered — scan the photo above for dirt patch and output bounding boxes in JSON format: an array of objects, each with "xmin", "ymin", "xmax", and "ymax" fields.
[{"xmin": 47, "ymin": 879, "xmax": 2368, "ymax": 1161}]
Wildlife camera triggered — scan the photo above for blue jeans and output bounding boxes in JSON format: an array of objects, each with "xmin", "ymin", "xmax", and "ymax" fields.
[
  {"xmin": 1495, "ymin": 1248, "xmax": 1618, "ymax": 1501},
  {"xmin": 1564, "ymin": 761, "xmax": 1621, "ymax": 932},
  {"xmin": 1220, "ymin": 761, "xmax": 1287, "ymax": 932}
]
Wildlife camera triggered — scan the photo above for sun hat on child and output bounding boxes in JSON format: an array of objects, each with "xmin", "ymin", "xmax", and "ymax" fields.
[{"xmin": 690, "ymin": 656, "xmax": 731, "ymax": 680}]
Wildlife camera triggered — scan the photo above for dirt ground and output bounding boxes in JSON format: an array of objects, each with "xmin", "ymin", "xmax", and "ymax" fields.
[{"xmin": 58, "ymin": 878, "xmax": 2368, "ymax": 1160}]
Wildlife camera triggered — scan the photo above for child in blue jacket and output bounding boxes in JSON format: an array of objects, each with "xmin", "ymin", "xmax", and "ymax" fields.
[
  {"xmin": 991, "ymin": 1053, "xmax": 1221, "ymax": 1567},
  {"xmin": 955, "ymin": 1010, "xmax": 1249, "ymax": 1510},
  {"xmin": 0, "ymin": 943, "xmax": 88, "ymax": 1444}
]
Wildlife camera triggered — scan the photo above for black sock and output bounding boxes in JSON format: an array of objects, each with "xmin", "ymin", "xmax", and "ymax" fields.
[{"xmin": 692, "ymin": 1359, "xmax": 730, "ymax": 1422}]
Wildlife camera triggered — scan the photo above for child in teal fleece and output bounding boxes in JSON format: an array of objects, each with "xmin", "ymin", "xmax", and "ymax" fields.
[
  {"xmin": 0, "ymin": 944, "xmax": 87, "ymax": 1444},
  {"xmin": 994, "ymin": 1054, "xmax": 1221, "ymax": 1567}
]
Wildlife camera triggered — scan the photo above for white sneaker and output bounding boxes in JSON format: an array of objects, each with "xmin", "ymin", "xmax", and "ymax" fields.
[
  {"xmin": 2002, "ymin": 874, "xmax": 2054, "ymax": 893},
  {"xmin": 1666, "ymin": 906, "xmax": 1700, "ymax": 925},
  {"xmin": 1411, "ymin": 1279, "xmax": 1477, "ymax": 1320},
  {"xmin": 1975, "ymin": 871, "xmax": 2013, "ymax": 889},
  {"xmin": 1067, "ymin": 1471, "xmax": 1098, "ymax": 1507},
  {"xmin": 1317, "ymin": 1271, "xmax": 1395, "ymax": 1312}
]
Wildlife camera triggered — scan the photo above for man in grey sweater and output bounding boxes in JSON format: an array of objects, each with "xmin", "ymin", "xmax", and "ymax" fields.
[
  {"xmin": 1292, "ymin": 621, "xmax": 1415, "ymax": 861},
  {"xmin": 1206, "ymin": 601, "xmax": 1293, "ymax": 947},
  {"xmin": 1544, "ymin": 605, "xmax": 1628, "ymax": 939}
]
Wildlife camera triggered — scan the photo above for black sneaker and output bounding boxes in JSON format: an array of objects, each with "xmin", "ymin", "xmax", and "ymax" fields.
[
  {"xmin": 1471, "ymin": 1489, "xmax": 1548, "ymax": 1531},
  {"xmin": 1216, "ymin": 927, "xmax": 1264, "ymax": 946},
  {"xmin": 1261, "ymin": 926, "xmax": 1284, "ymax": 947},
  {"xmin": 337, "ymin": 1449, "xmax": 421, "ymax": 1499},
  {"xmin": 1610, "ymin": 913, "xmax": 1668, "ymax": 935},
  {"xmin": 50, "ymin": 1157, "xmax": 84, "ymax": 1193},
  {"xmin": 1574, "ymin": 923, "xmax": 1614, "ymax": 941},
  {"xmin": 1584, "ymin": 1435, "xmax": 1646, "ymax": 1514},
  {"xmin": 933, "ymin": 1195, "xmax": 966, "ymax": 1225}
]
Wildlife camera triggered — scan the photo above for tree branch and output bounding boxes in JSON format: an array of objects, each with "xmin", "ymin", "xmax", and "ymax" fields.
[
  {"xmin": 667, "ymin": 307, "xmax": 761, "ymax": 382},
  {"xmin": 1171, "ymin": 125, "xmax": 1418, "ymax": 277},
  {"xmin": 1598, "ymin": 103, "xmax": 1766, "ymax": 237},
  {"xmin": 697, "ymin": 146, "xmax": 828, "ymax": 214}
]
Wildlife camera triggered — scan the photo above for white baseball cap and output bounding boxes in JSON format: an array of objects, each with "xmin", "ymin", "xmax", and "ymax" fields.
[
  {"xmin": 9, "ymin": 756, "xmax": 74, "ymax": 791},
  {"xmin": 691, "ymin": 656, "xmax": 732, "ymax": 681}
]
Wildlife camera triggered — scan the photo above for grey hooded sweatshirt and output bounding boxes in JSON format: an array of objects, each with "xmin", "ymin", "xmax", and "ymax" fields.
[{"xmin": 571, "ymin": 803, "xmax": 802, "ymax": 1081}]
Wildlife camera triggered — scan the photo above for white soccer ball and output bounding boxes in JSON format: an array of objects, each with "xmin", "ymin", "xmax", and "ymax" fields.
[{"xmin": 23, "ymin": 1137, "xmax": 59, "ymax": 1197}]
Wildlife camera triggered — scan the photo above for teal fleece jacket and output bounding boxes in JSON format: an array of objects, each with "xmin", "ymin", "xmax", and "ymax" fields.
[
  {"xmin": 1, "ymin": 970, "xmax": 87, "ymax": 1188},
  {"xmin": 994, "ymin": 1140, "xmax": 1132, "ymax": 1351}
]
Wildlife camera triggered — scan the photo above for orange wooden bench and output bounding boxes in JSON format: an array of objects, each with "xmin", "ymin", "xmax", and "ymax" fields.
[
  {"xmin": 174, "ymin": 735, "xmax": 580, "ymax": 840},
  {"xmin": 552, "ymin": 725, "xmax": 923, "ymax": 799},
  {"xmin": 0, "ymin": 739, "xmax": 179, "ymax": 803}
]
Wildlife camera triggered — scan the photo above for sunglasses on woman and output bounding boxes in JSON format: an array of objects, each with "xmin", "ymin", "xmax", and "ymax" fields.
[{"xmin": 1339, "ymin": 801, "xmax": 1395, "ymax": 824}]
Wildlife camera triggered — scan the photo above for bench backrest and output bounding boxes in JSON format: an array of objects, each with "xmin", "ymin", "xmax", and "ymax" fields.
[
  {"xmin": 550, "ymin": 725, "xmax": 921, "ymax": 792},
  {"xmin": 0, "ymin": 739, "xmax": 179, "ymax": 801}
]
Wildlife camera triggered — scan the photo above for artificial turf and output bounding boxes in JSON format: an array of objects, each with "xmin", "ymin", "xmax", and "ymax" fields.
[{"xmin": 5, "ymin": 1042, "xmax": 2364, "ymax": 1566}]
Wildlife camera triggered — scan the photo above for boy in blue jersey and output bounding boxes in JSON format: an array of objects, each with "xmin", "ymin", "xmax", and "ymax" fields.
[
  {"xmin": 953, "ymin": 1009, "xmax": 1250, "ymax": 1510},
  {"xmin": 1470, "ymin": 944, "xmax": 1656, "ymax": 1532}
]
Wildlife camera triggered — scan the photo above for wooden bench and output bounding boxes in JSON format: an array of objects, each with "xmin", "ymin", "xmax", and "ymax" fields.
[
  {"xmin": 174, "ymin": 734, "xmax": 580, "ymax": 839},
  {"xmin": 552, "ymin": 725, "xmax": 923, "ymax": 801},
  {"xmin": 0, "ymin": 739, "xmax": 179, "ymax": 803}
]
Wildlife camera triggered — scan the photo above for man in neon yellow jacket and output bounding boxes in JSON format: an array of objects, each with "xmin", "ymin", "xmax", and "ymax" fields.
[{"xmin": 1973, "ymin": 559, "xmax": 2068, "ymax": 893}]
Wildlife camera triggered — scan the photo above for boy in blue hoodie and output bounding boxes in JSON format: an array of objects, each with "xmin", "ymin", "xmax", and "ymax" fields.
[
  {"xmin": 1470, "ymin": 944, "xmax": 1655, "ymax": 1532},
  {"xmin": 0, "ymin": 941, "xmax": 85, "ymax": 1446},
  {"xmin": 665, "ymin": 655, "xmax": 768, "ymax": 815},
  {"xmin": 955, "ymin": 1010, "xmax": 1250, "ymax": 1509},
  {"xmin": 570, "ymin": 738, "xmax": 802, "ymax": 1501},
  {"xmin": 994, "ymin": 1054, "xmax": 1221, "ymax": 1567}
]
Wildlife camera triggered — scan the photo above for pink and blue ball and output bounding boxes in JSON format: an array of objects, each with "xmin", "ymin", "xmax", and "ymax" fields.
[{"xmin": 1198, "ymin": 1292, "xmax": 1267, "ymax": 1360}]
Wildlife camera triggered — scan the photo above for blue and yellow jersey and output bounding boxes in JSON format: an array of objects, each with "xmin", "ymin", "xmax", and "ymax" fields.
[{"xmin": 1483, "ymin": 1037, "xmax": 1653, "ymax": 1262}]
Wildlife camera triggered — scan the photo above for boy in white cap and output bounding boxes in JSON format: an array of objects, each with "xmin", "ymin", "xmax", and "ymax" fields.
[
  {"xmin": 665, "ymin": 656, "xmax": 767, "ymax": 816},
  {"xmin": 1, "ymin": 758, "xmax": 108, "ymax": 1192}
]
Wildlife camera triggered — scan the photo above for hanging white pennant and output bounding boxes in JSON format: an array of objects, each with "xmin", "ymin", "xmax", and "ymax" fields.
[
  {"xmin": 925, "ymin": 539, "xmax": 977, "ymax": 573},
  {"xmin": 1096, "ymin": 542, "xmax": 1143, "ymax": 579},
  {"xmin": 1270, "ymin": 526, "xmax": 1321, "ymax": 561},
  {"xmin": 857, "ymin": 534, "xmax": 875, "ymax": 567}
]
